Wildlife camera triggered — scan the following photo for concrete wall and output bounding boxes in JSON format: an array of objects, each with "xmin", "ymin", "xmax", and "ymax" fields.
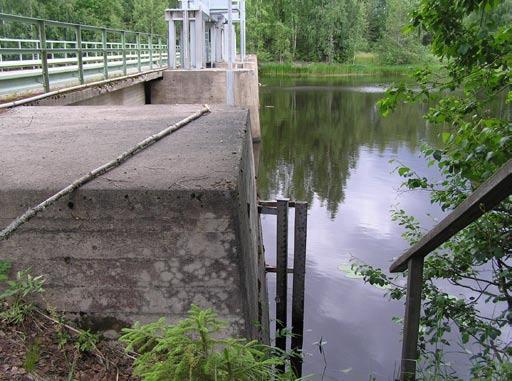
[
  {"xmin": 150, "ymin": 57, "xmax": 261, "ymax": 142},
  {"xmin": 71, "ymin": 83, "xmax": 146, "ymax": 106},
  {"xmin": 24, "ymin": 70, "xmax": 162, "ymax": 107},
  {"xmin": 0, "ymin": 105, "xmax": 267, "ymax": 339}
]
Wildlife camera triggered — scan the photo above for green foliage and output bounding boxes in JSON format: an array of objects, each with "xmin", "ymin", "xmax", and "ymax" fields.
[
  {"xmin": 75, "ymin": 329, "xmax": 99, "ymax": 353},
  {"xmin": 247, "ymin": 0, "xmax": 431, "ymax": 64},
  {"xmin": 0, "ymin": 0, "xmax": 177, "ymax": 37},
  {"xmin": 57, "ymin": 329, "xmax": 71, "ymax": 350},
  {"xmin": 0, "ymin": 269, "xmax": 45, "ymax": 324},
  {"xmin": 0, "ymin": 260, "xmax": 11, "ymax": 282},
  {"xmin": 375, "ymin": 0, "xmax": 431, "ymax": 65},
  {"xmin": 259, "ymin": 61, "xmax": 429, "ymax": 77},
  {"xmin": 23, "ymin": 339, "xmax": 41, "ymax": 373},
  {"xmin": 356, "ymin": 0, "xmax": 512, "ymax": 378},
  {"xmin": 120, "ymin": 305, "xmax": 296, "ymax": 381}
]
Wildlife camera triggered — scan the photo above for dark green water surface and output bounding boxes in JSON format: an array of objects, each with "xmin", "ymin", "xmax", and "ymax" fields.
[{"xmin": 257, "ymin": 76, "xmax": 445, "ymax": 380}]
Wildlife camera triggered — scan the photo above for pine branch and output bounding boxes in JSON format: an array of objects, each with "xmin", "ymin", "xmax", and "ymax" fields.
[{"xmin": 0, "ymin": 105, "xmax": 211, "ymax": 241}]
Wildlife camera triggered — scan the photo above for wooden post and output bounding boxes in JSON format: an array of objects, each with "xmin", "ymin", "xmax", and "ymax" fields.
[
  {"xmin": 102, "ymin": 28, "xmax": 108, "ymax": 79},
  {"xmin": 400, "ymin": 257, "xmax": 424, "ymax": 381},
  {"xmin": 291, "ymin": 202, "xmax": 308, "ymax": 377},
  {"xmin": 76, "ymin": 25, "xmax": 84, "ymax": 85},
  {"xmin": 37, "ymin": 21, "xmax": 50, "ymax": 92},
  {"xmin": 276, "ymin": 199, "xmax": 289, "ymax": 356}
]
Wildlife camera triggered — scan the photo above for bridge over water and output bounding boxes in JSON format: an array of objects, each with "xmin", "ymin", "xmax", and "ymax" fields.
[{"xmin": 1, "ymin": 2, "xmax": 510, "ymax": 380}]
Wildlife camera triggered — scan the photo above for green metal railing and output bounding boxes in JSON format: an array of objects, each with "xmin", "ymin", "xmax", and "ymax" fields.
[{"xmin": 0, "ymin": 13, "xmax": 168, "ymax": 94}]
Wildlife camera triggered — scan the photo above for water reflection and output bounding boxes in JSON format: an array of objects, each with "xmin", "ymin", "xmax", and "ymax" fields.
[
  {"xmin": 258, "ymin": 77, "xmax": 437, "ymax": 219},
  {"xmin": 258, "ymin": 77, "xmax": 444, "ymax": 380}
]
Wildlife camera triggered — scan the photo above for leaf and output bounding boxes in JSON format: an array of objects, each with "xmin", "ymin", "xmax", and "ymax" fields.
[
  {"xmin": 337, "ymin": 264, "xmax": 364, "ymax": 280},
  {"xmin": 398, "ymin": 167, "xmax": 410, "ymax": 176}
]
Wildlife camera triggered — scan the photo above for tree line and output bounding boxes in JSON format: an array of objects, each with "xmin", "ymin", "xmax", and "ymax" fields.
[
  {"xmin": 0, "ymin": 0, "xmax": 177, "ymax": 36},
  {"xmin": 1, "ymin": 0, "xmax": 427, "ymax": 64},
  {"xmin": 246, "ymin": 0, "xmax": 431, "ymax": 64},
  {"xmin": 1, "ymin": 0, "xmax": 510, "ymax": 64}
]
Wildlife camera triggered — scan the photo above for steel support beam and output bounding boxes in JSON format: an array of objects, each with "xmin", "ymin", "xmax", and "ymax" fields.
[
  {"xmin": 168, "ymin": 20, "xmax": 176, "ymax": 69},
  {"xmin": 182, "ymin": 7, "xmax": 190, "ymax": 69}
]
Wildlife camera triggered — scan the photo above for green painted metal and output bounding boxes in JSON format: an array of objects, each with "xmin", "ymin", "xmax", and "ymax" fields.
[
  {"xmin": 37, "ymin": 20, "xmax": 50, "ymax": 92},
  {"xmin": 136, "ymin": 33, "xmax": 142, "ymax": 72},
  {"xmin": 102, "ymin": 29, "xmax": 108, "ymax": 79},
  {"xmin": 121, "ymin": 31, "xmax": 127, "ymax": 75},
  {"xmin": 76, "ymin": 25, "xmax": 84, "ymax": 85},
  {"xmin": 0, "ymin": 12, "xmax": 167, "ymax": 95}
]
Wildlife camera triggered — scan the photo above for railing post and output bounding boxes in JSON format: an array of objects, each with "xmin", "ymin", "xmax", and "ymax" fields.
[
  {"xmin": 121, "ymin": 31, "xmax": 127, "ymax": 75},
  {"xmin": 158, "ymin": 36, "xmax": 163, "ymax": 67},
  {"xmin": 148, "ymin": 34, "xmax": 153, "ymax": 69},
  {"xmin": 291, "ymin": 201, "xmax": 308, "ymax": 377},
  {"xmin": 37, "ymin": 20, "xmax": 50, "ymax": 92},
  {"xmin": 75, "ymin": 25, "xmax": 84, "ymax": 85},
  {"xmin": 136, "ymin": 32, "xmax": 141, "ymax": 72},
  {"xmin": 102, "ymin": 28, "xmax": 108, "ymax": 79},
  {"xmin": 400, "ymin": 257, "xmax": 424, "ymax": 381},
  {"xmin": 276, "ymin": 198, "xmax": 289, "ymax": 358}
]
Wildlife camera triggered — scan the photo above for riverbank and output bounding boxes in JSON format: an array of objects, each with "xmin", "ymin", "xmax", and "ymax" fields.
[{"xmin": 259, "ymin": 62, "xmax": 432, "ymax": 77}]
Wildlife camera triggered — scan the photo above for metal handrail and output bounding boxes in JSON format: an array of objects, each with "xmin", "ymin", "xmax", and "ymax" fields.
[
  {"xmin": 0, "ymin": 12, "xmax": 168, "ymax": 93},
  {"xmin": 393, "ymin": 159, "xmax": 512, "ymax": 380}
]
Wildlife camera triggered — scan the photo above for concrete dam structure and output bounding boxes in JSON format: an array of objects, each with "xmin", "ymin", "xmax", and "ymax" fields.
[
  {"xmin": 0, "ymin": 102, "xmax": 267, "ymax": 340},
  {"xmin": 0, "ymin": 2, "xmax": 269, "ymax": 342}
]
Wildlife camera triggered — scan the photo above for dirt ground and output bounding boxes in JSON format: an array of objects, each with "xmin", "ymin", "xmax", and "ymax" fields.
[{"xmin": 0, "ymin": 305, "xmax": 138, "ymax": 381}]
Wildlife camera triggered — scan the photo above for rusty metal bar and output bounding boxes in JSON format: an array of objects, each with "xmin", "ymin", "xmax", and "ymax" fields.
[
  {"xmin": 291, "ymin": 201, "xmax": 308, "ymax": 377},
  {"xmin": 266, "ymin": 266, "xmax": 293, "ymax": 274},
  {"xmin": 258, "ymin": 205, "xmax": 277, "ymax": 215},
  {"xmin": 275, "ymin": 198, "xmax": 289, "ymax": 356},
  {"xmin": 260, "ymin": 200, "xmax": 298, "ymax": 207}
]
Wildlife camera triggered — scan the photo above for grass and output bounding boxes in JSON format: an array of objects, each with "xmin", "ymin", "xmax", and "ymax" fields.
[
  {"xmin": 259, "ymin": 52, "xmax": 433, "ymax": 77},
  {"xmin": 259, "ymin": 61, "xmax": 427, "ymax": 77}
]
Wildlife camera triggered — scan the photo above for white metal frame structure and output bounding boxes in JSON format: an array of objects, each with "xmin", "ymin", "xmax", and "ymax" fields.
[{"xmin": 165, "ymin": 0, "xmax": 246, "ymax": 70}]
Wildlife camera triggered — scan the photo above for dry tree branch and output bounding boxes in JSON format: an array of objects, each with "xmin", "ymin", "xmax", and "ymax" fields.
[{"xmin": 0, "ymin": 104, "xmax": 211, "ymax": 241}]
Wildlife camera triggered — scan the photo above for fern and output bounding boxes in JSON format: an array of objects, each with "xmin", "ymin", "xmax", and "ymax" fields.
[{"xmin": 120, "ymin": 305, "xmax": 297, "ymax": 381}]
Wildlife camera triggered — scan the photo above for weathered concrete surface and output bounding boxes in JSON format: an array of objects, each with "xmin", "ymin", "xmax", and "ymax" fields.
[
  {"xmin": 0, "ymin": 104, "xmax": 267, "ymax": 340},
  {"xmin": 22, "ymin": 70, "xmax": 162, "ymax": 107},
  {"xmin": 150, "ymin": 56, "xmax": 261, "ymax": 142},
  {"xmin": 71, "ymin": 82, "xmax": 146, "ymax": 106}
]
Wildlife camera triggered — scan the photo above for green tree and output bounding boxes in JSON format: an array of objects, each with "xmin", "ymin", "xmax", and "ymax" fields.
[
  {"xmin": 356, "ymin": 0, "xmax": 512, "ymax": 378},
  {"xmin": 132, "ymin": 0, "xmax": 175, "ymax": 35},
  {"xmin": 375, "ymin": 0, "xmax": 428, "ymax": 64}
]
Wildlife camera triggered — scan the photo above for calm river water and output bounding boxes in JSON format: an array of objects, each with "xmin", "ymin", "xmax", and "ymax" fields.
[{"xmin": 257, "ymin": 76, "xmax": 445, "ymax": 380}]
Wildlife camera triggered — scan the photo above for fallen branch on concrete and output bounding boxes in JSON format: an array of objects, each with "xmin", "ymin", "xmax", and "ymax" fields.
[{"xmin": 0, "ymin": 104, "xmax": 211, "ymax": 241}]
